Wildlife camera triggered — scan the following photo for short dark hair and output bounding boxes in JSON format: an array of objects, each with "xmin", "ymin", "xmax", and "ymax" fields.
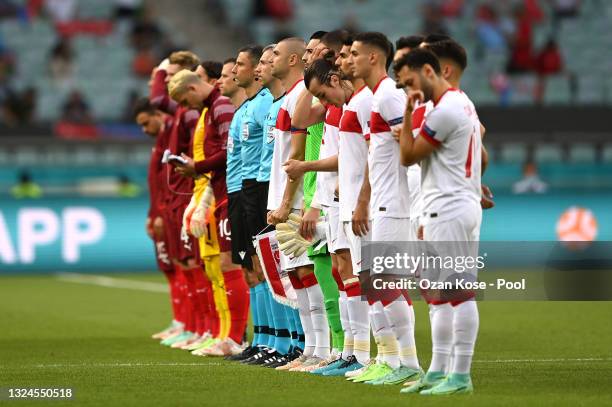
[
  {"xmin": 424, "ymin": 39, "xmax": 467, "ymax": 71},
  {"xmin": 238, "ymin": 44, "xmax": 264, "ymax": 66},
  {"xmin": 423, "ymin": 33, "xmax": 452, "ymax": 44},
  {"xmin": 132, "ymin": 97, "xmax": 157, "ymax": 119},
  {"xmin": 342, "ymin": 34, "xmax": 354, "ymax": 47},
  {"xmin": 223, "ymin": 57, "xmax": 236, "ymax": 65},
  {"xmin": 200, "ymin": 60, "xmax": 222, "ymax": 80},
  {"xmin": 354, "ymin": 31, "xmax": 393, "ymax": 70},
  {"xmin": 395, "ymin": 35, "xmax": 425, "ymax": 51},
  {"xmin": 309, "ymin": 30, "xmax": 328, "ymax": 40},
  {"xmin": 321, "ymin": 30, "xmax": 351, "ymax": 53},
  {"xmin": 393, "ymin": 48, "xmax": 441, "ymax": 75},
  {"xmin": 304, "ymin": 58, "xmax": 338, "ymax": 89}
]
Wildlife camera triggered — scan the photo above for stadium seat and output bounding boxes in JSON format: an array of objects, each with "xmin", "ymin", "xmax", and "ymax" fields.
[
  {"xmin": 534, "ymin": 143, "xmax": 563, "ymax": 163},
  {"xmin": 569, "ymin": 143, "xmax": 596, "ymax": 163},
  {"xmin": 500, "ymin": 142, "xmax": 527, "ymax": 163}
]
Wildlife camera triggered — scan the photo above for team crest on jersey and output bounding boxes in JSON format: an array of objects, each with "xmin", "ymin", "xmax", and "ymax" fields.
[
  {"xmin": 266, "ymin": 126, "xmax": 275, "ymax": 144},
  {"xmin": 227, "ymin": 136, "xmax": 234, "ymax": 153},
  {"xmin": 241, "ymin": 122, "xmax": 249, "ymax": 141}
]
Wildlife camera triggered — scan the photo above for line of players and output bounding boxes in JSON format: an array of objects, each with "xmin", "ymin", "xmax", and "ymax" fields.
[{"xmin": 137, "ymin": 29, "xmax": 492, "ymax": 395}]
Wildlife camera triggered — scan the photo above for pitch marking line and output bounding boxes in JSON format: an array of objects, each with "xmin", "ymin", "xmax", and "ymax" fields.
[{"xmin": 56, "ymin": 272, "xmax": 168, "ymax": 293}]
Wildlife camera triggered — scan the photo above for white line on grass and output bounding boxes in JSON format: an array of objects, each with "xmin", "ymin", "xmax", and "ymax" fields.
[
  {"xmin": 473, "ymin": 357, "xmax": 612, "ymax": 363},
  {"xmin": 55, "ymin": 272, "xmax": 168, "ymax": 293}
]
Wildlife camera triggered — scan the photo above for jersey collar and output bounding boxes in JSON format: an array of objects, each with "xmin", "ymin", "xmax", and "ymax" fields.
[
  {"xmin": 433, "ymin": 87, "xmax": 458, "ymax": 106},
  {"xmin": 286, "ymin": 78, "xmax": 304, "ymax": 94},
  {"xmin": 372, "ymin": 75, "xmax": 388, "ymax": 94}
]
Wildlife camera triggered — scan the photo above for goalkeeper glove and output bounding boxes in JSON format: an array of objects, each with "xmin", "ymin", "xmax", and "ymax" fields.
[
  {"xmin": 275, "ymin": 213, "xmax": 327, "ymax": 257},
  {"xmin": 190, "ymin": 185, "xmax": 214, "ymax": 238},
  {"xmin": 182, "ymin": 195, "xmax": 198, "ymax": 236}
]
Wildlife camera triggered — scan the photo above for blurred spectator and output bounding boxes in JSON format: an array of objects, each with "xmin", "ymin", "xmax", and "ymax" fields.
[
  {"xmin": 130, "ymin": 12, "xmax": 162, "ymax": 51},
  {"xmin": 117, "ymin": 174, "xmax": 141, "ymax": 197},
  {"xmin": 253, "ymin": 0, "xmax": 294, "ymax": 21},
  {"xmin": 0, "ymin": 0, "xmax": 20, "ymax": 19},
  {"xmin": 535, "ymin": 39, "xmax": 563, "ymax": 75},
  {"xmin": 439, "ymin": 0, "xmax": 465, "ymax": 18},
  {"xmin": 44, "ymin": 0, "xmax": 76, "ymax": 23},
  {"xmin": 114, "ymin": 0, "xmax": 143, "ymax": 20},
  {"xmin": 122, "ymin": 89, "xmax": 140, "ymax": 122},
  {"xmin": 49, "ymin": 37, "xmax": 74, "ymax": 81},
  {"xmin": 132, "ymin": 48, "xmax": 157, "ymax": 77},
  {"xmin": 422, "ymin": 3, "xmax": 449, "ymax": 36},
  {"xmin": 513, "ymin": 161, "xmax": 548, "ymax": 194},
  {"xmin": 2, "ymin": 87, "xmax": 37, "ymax": 125},
  {"xmin": 11, "ymin": 171, "xmax": 43, "ymax": 199},
  {"xmin": 506, "ymin": 5, "xmax": 535, "ymax": 74},
  {"xmin": 551, "ymin": 0, "xmax": 581, "ymax": 32},
  {"xmin": 61, "ymin": 90, "xmax": 92, "ymax": 124},
  {"xmin": 474, "ymin": 3, "xmax": 507, "ymax": 59}
]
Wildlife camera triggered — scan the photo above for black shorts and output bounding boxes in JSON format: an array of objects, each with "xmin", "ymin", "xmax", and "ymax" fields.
[
  {"xmin": 241, "ymin": 179, "xmax": 269, "ymax": 256},
  {"xmin": 228, "ymin": 190, "xmax": 252, "ymax": 269}
]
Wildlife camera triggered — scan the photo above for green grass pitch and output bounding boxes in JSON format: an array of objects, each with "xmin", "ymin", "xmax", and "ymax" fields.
[{"xmin": 1, "ymin": 273, "xmax": 611, "ymax": 407}]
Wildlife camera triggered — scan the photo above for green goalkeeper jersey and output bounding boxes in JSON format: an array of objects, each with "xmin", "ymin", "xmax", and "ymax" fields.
[{"xmin": 303, "ymin": 121, "xmax": 323, "ymax": 210}]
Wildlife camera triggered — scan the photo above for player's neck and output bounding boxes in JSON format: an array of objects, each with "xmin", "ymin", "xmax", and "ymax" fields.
[
  {"xmin": 267, "ymin": 79, "xmax": 284, "ymax": 99},
  {"xmin": 281, "ymin": 70, "xmax": 303, "ymax": 92},
  {"xmin": 350, "ymin": 77, "xmax": 366, "ymax": 94},
  {"xmin": 365, "ymin": 68, "xmax": 387, "ymax": 91},
  {"xmin": 432, "ymin": 79, "xmax": 452, "ymax": 104},
  {"xmin": 230, "ymin": 89, "xmax": 247, "ymax": 107},
  {"xmin": 244, "ymin": 80, "xmax": 262, "ymax": 99}
]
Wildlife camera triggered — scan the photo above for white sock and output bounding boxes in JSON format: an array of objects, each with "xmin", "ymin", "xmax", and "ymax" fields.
[
  {"xmin": 451, "ymin": 300, "xmax": 479, "ymax": 374},
  {"xmin": 370, "ymin": 301, "xmax": 399, "ymax": 368},
  {"xmin": 346, "ymin": 295, "xmax": 370, "ymax": 365},
  {"xmin": 305, "ymin": 283, "xmax": 330, "ymax": 359},
  {"xmin": 295, "ymin": 287, "xmax": 315, "ymax": 357},
  {"xmin": 429, "ymin": 303, "xmax": 453, "ymax": 373},
  {"xmin": 338, "ymin": 291, "xmax": 353, "ymax": 359},
  {"xmin": 384, "ymin": 298, "xmax": 420, "ymax": 369}
]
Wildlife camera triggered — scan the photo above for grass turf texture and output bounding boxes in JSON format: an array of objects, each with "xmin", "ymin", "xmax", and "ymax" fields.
[{"xmin": 1, "ymin": 273, "xmax": 611, "ymax": 407}]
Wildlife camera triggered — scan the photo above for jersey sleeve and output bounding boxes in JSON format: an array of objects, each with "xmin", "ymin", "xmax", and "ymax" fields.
[
  {"xmin": 419, "ymin": 105, "xmax": 455, "ymax": 147},
  {"xmin": 356, "ymin": 101, "xmax": 371, "ymax": 141},
  {"xmin": 149, "ymin": 69, "xmax": 178, "ymax": 115},
  {"xmin": 378, "ymin": 88, "xmax": 406, "ymax": 130},
  {"xmin": 256, "ymin": 94, "xmax": 273, "ymax": 128}
]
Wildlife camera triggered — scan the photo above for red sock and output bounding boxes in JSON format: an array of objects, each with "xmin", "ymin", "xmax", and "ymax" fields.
[
  {"xmin": 223, "ymin": 268, "xmax": 249, "ymax": 343},
  {"xmin": 161, "ymin": 268, "xmax": 181, "ymax": 322},
  {"xmin": 331, "ymin": 267, "xmax": 344, "ymax": 291},
  {"xmin": 174, "ymin": 264, "xmax": 188, "ymax": 326},
  {"xmin": 192, "ymin": 267, "xmax": 211, "ymax": 336},
  {"xmin": 181, "ymin": 266, "xmax": 200, "ymax": 333},
  {"xmin": 205, "ymin": 278, "xmax": 220, "ymax": 337},
  {"xmin": 300, "ymin": 272, "xmax": 318, "ymax": 288}
]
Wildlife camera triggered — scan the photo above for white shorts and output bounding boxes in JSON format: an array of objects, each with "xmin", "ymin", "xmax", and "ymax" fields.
[
  {"xmin": 371, "ymin": 216, "xmax": 411, "ymax": 242},
  {"xmin": 343, "ymin": 221, "xmax": 371, "ymax": 275},
  {"xmin": 280, "ymin": 209, "xmax": 314, "ymax": 271},
  {"xmin": 322, "ymin": 205, "xmax": 349, "ymax": 254},
  {"xmin": 409, "ymin": 216, "xmax": 420, "ymax": 241}
]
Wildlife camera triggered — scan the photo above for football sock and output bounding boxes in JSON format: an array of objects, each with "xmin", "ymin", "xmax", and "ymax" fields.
[
  {"xmin": 161, "ymin": 268, "xmax": 181, "ymax": 323},
  {"xmin": 293, "ymin": 307, "xmax": 305, "ymax": 350},
  {"xmin": 383, "ymin": 296, "xmax": 420, "ymax": 369},
  {"xmin": 451, "ymin": 300, "xmax": 479, "ymax": 374},
  {"xmin": 250, "ymin": 287, "xmax": 261, "ymax": 346},
  {"xmin": 265, "ymin": 287, "xmax": 291, "ymax": 355},
  {"xmin": 338, "ymin": 291, "xmax": 353, "ymax": 359},
  {"xmin": 254, "ymin": 282, "xmax": 271, "ymax": 346},
  {"xmin": 302, "ymin": 272, "xmax": 330, "ymax": 359},
  {"xmin": 222, "ymin": 268, "xmax": 249, "ymax": 344},
  {"xmin": 293, "ymin": 278, "xmax": 315, "ymax": 357},
  {"xmin": 262, "ymin": 284, "xmax": 277, "ymax": 349},
  {"xmin": 313, "ymin": 258, "xmax": 343, "ymax": 352},
  {"xmin": 344, "ymin": 279, "xmax": 370, "ymax": 365},
  {"xmin": 285, "ymin": 305, "xmax": 298, "ymax": 349},
  {"xmin": 429, "ymin": 302, "xmax": 453, "ymax": 373},
  {"xmin": 371, "ymin": 300, "xmax": 399, "ymax": 368},
  {"xmin": 203, "ymin": 256, "xmax": 229, "ymax": 339}
]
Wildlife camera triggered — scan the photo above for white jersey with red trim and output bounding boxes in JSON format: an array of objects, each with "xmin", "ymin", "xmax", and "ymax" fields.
[
  {"xmin": 407, "ymin": 100, "xmax": 433, "ymax": 220},
  {"xmin": 268, "ymin": 79, "xmax": 306, "ymax": 210},
  {"xmin": 338, "ymin": 85, "xmax": 372, "ymax": 222},
  {"xmin": 368, "ymin": 76, "xmax": 410, "ymax": 219},
  {"xmin": 419, "ymin": 88, "xmax": 482, "ymax": 222},
  {"xmin": 316, "ymin": 104, "xmax": 343, "ymax": 207}
]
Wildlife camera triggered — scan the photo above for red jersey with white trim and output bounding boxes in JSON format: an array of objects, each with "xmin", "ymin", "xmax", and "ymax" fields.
[
  {"xmin": 368, "ymin": 76, "xmax": 410, "ymax": 218},
  {"xmin": 407, "ymin": 100, "xmax": 433, "ymax": 220},
  {"xmin": 316, "ymin": 104, "xmax": 342, "ymax": 207},
  {"xmin": 148, "ymin": 116, "xmax": 173, "ymax": 218},
  {"xmin": 268, "ymin": 79, "xmax": 306, "ymax": 210},
  {"xmin": 338, "ymin": 85, "xmax": 372, "ymax": 222},
  {"xmin": 419, "ymin": 89, "xmax": 482, "ymax": 221}
]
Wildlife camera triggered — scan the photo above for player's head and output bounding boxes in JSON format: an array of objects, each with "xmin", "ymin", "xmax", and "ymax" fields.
[
  {"xmin": 316, "ymin": 30, "xmax": 350, "ymax": 62},
  {"xmin": 166, "ymin": 50, "xmax": 200, "ymax": 83},
  {"xmin": 304, "ymin": 58, "xmax": 348, "ymax": 107},
  {"xmin": 335, "ymin": 35, "xmax": 354, "ymax": 79},
  {"xmin": 303, "ymin": 31, "xmax": 327, "ymax": 68},
  {"xmin": 233, "ymin": 45, "xmax": 263, "ymax": 88},
  {"xmin": 271, "ymin": 37, "xmax": 306, "ymax": 79},
  {"xmin": 422, "ymin": 39, "xmax": 467, "ymax": 82},
  {"xmin": 195, "ymin": 60, "xmax": 222, "ymax": 85},
  {"xmin": 255, "ymin": 44, "xmax": 277, "ymax": 87},
  {"xmin": 393, "ymin": 48, "xmax": 442, "ymax": 102},
  {"xmin": 168, "ymin": 69, "xmax": 208, "ymax": 110},
  {"xmin": 421, "ymin": 33, "xmax": 451, "ymax": 46},
  {"xmin": 350, "ymin": 32, "xmax": 393, "ymax": 79},
  {"xmin": 133, "ymin": 98, "xmax": 163, "ymax": 137},
  {"xmin": 218, "ymin": 57, "xmax": 240, "ymax": 98},
  {"xmin": 394, "ymin": 35, "xmax": 424, "ymax": 63}
]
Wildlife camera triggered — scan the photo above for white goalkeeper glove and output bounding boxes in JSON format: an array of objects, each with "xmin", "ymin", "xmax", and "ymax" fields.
[
  {"xmin": 182, "ymin": 194, "xmax": 198, "ymax": 236},
  {"xmin": 190, "ymin": 185, "xmax": 214, "ymax": 238},
  {"xmin": 275, "ymin": 213, "xmax": 327, "ymax": 257}
]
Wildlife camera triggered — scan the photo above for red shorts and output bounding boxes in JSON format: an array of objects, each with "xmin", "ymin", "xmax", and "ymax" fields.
[
  {"xmin": 214, "ymin": 200, "xmax": 231, "ymax": 253},
  {"xmin": 163, "ymin": 204, "xmax": 199, "ymax": 262}
]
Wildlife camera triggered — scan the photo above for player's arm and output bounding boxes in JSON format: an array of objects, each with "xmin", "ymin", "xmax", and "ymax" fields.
[
  {"xmin": 172, "ymin": 109, "xmax": 200, "ymax": 177},
  {"xmin": 194, "ymin": 103, "xmax": 234, "ymax": 174},
  {"xmin": 399, "ymin": 92, "xmax": 437, "ymax": 166},
  {"xmin": 268, "ymin": 129, "xmax": 307, "ymax": 225},
  {"xmin": 149, "ymin": 68, "xmax": 178, "ymax": 115},
  {"xmin": 292, "ymin": 89, "xmax": 326, "ymax": 129},
  {"xmin": 352, "ymin": 154, "xmax": 370, "ymax": 237},
  {"xmin": 283, "ymin": 154, "xmax": 338, "ymax": 180}
]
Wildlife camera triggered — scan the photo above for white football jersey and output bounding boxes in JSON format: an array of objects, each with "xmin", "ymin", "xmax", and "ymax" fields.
[
  {"xmin": 338, "ymin": 85, "xmax": 372, "ymax": 222},
  {"xmin": 419, "ymin": 88, "xmax": 482, "ymax": 221},
  {"xmin": 268, "ymin": 79, "xmax": 306, "ymax": 210},
  {"xmin": 316, "ymin": 104, "xmax": 343, "ymax": 207},
  {"xmin": 406, "ymin": 100, "xmax": 433, "ymax": 221},
  {"xmin": 368, "ymin": 76, "xmax": 411, "ymax": 219}
]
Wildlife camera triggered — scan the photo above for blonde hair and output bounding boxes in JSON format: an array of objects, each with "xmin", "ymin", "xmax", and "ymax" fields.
[
  {"xmin": 168, "ymin": 51, "xmax": 200, "ymax": 69},
  {"xmin": 168, "ymin": 69, "xmax": 201, "ymax": 100}
]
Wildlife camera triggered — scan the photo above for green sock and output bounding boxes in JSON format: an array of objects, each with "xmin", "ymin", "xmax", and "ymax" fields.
[{"xmin": 312, "ymin": 253, "xmax": 344, "ymax": 351}]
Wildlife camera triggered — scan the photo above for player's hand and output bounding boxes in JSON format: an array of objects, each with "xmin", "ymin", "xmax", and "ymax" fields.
[
  {"xmin": 268, "ymin": 205, "xmax": 290, "ymax": 225},
  {"xmin": 174, "ymin": 154, "xmax": 197, "ymax": 177},
  {"xmin": 481, "ymin": 184, "xmax": 495, "ymax": 210},
  {"xmin": 283, "ymin": 159, "xmax": 305, "ymax": 180},
  {"xmin": 300, "ymin": 207, "xmax": 319, "ymax": 240},
  {"xmin": 313, "ymin": 45, "xmax": 331, "ymax": 61},
  {"xmin": 392, "ymin": 127, "xmax": 401, "ymax": 143},
  {"xmin": 182, "ymin": 195, "xmax": 198, "ymax": 235},
  {"xmin": 190, "ymin": 186, "xmax": 214, "ymax": 238},
  {"xmin": 146, "ymin": 217, "xmax": 153, "ymax": 239},
  {"xmin": 406, "ymin": 89, "xmax": 424, "ymax": 112},
  {"xmin": 153, "ymin": 216, "xmax": 164, "ymax": 240},
  {"xmin": 352, "ymin": 200, "xmax": 370, "ymax": 237},
  {"xmin": 417, "ymin": 225, "xmax": 424, "ymax": 240}
]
